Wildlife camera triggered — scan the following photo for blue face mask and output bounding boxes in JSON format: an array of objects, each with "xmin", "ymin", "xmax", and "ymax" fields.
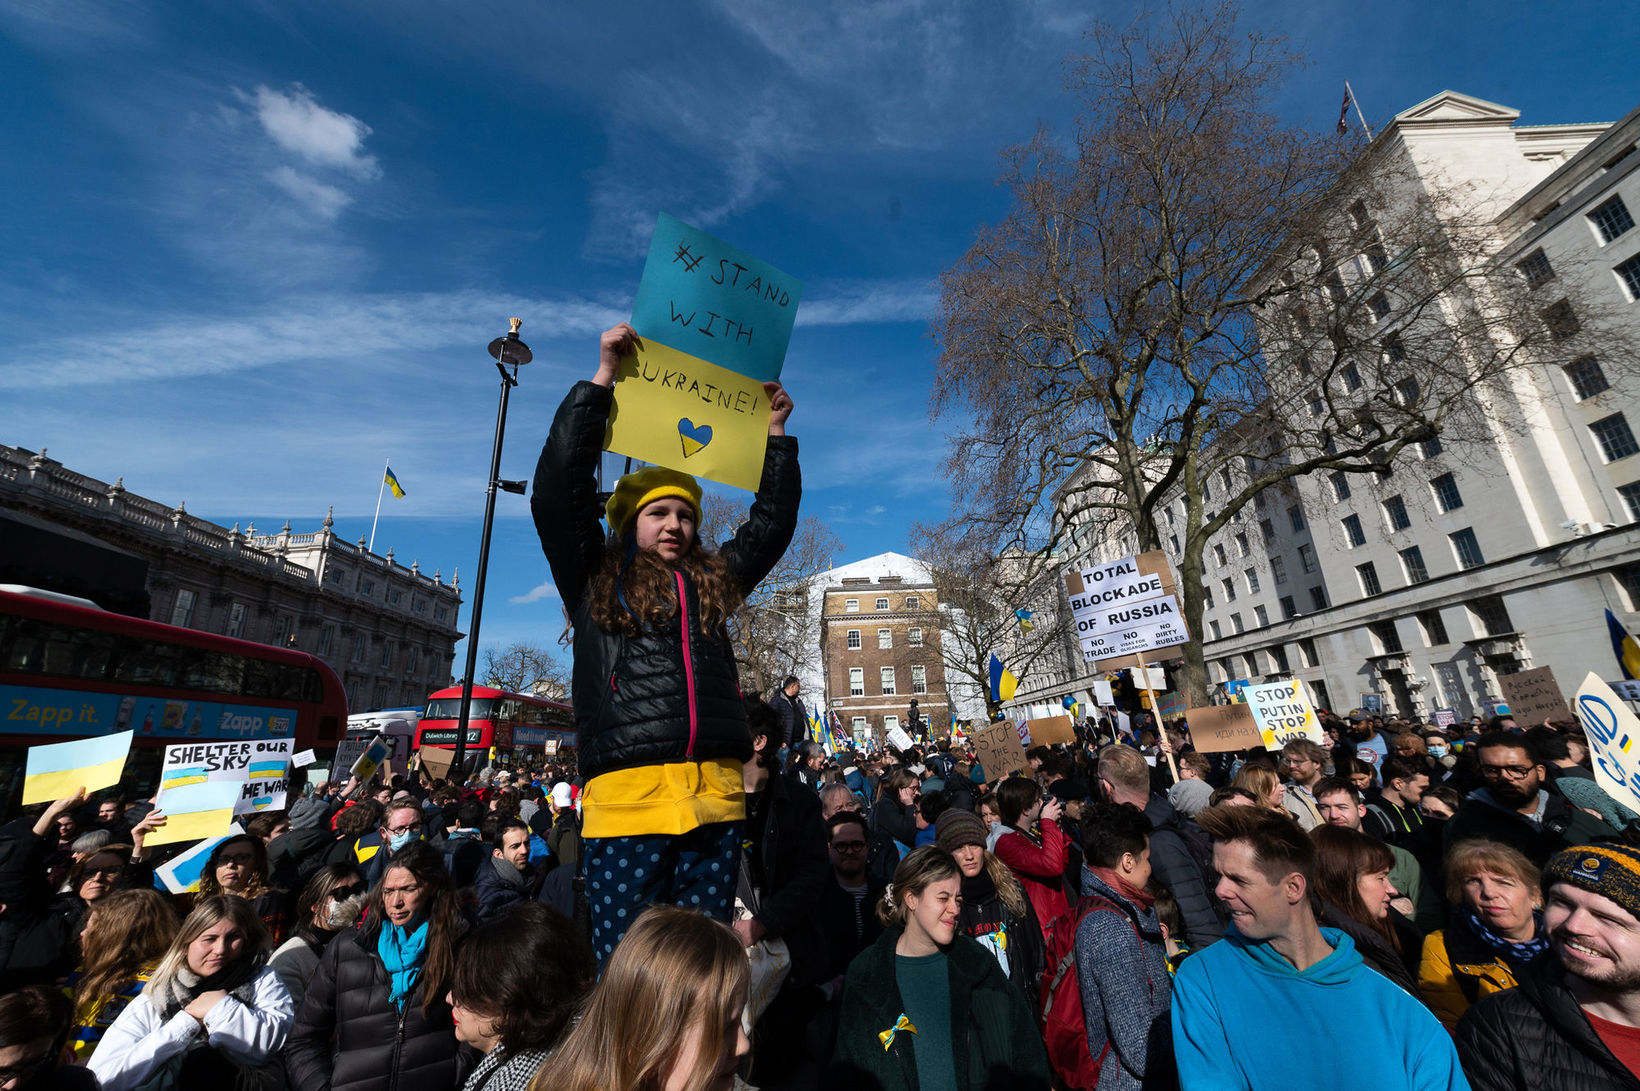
[
  {"xmin": 387, "ymin": 830, "xmax": 416, "ymax": 853},
  {"xmin": 1428, "ymin": 745, "xmax": 1448, "ymax": 759}
]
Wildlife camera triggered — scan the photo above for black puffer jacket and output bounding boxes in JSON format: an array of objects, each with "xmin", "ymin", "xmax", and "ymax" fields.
[
  {"xmin": 284, "ymin": 924, "xmax": 472, "ymax": 1091},
  {"xmin": 531, "ymin": 380, "xmax": 800, "ymax": 781},
  {"xmin": 1457, "ymin": 957, "xmax": 1640, "ymax": 1091}
]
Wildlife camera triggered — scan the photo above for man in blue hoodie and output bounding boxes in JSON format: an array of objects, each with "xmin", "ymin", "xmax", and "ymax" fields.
[{"xmin": 1172, "ymin": 804, "xmax": 1468, "ymax": 1091}]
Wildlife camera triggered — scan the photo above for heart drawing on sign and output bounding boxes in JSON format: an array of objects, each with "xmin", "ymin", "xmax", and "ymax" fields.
[{"xmin": 677, "ymin": 418, "xmax": 713, "ymax": 458}]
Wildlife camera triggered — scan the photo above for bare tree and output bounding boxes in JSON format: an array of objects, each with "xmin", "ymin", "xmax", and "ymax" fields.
[
  {"xmin": 482, "ymin": 641, "xmax": 569, "ymax": 699},
  {"xmin": 931, "ymin": 3, "xmax": 1631, "ymax": 703}
]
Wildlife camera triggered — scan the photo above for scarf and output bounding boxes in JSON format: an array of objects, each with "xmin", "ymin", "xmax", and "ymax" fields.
[
  {"xmin": 154, "ymin": 951, "xmax": 266, "ymax": 1021},
  {"xmin": 1090, "ymin": 866, "xmax": 1155, "ymax": 910},
  {"xmin": 378, "ymin": 919, "xmax": 430, "ymax": 1008},
  {"xmin": 960, "ymin": 869, "xmax": 997, "ymax": 907},
  {"xmin": 1464, "ymin": 907, "xmax": 1549, "ymax": 964}
]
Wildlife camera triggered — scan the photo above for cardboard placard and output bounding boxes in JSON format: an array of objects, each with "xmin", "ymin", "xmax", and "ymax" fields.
[
  {"xmin": 1025, "ymin": 715, "xmax": 1076, "ymax": 746},
  {"xmin": 1432, "ymin": 709, "xmax": 1457, "ymax": 728},
  {"xmin": 161, "ymin": 739, "xmax": 291, "ymax": 815},
  {"xmin": 972, "ymin": 722, "xmax": 1029, "ymax": 780},
  {"xmin": 1575, "ymin": 672, "xmax": 1640, "ymax": 815},
  {"xmin": 1499, "ymin": 667, "xmax": 1572, "ymax": 726},
  {"xmin": 1244, "ymin": 679, "xmax": 1324, "ymax": 748},
  {"xmin": 1185, "ymin": 704, "xmax": 1264, "ymax": 753},
  {"xmin": 417, "ymin": 746, "xmax": 455, "ymax": 782}
]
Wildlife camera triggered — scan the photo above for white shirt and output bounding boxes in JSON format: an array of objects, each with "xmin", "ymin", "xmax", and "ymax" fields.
[{"xmin": 90, "ymin": 965, "xmax": 294, "ymax": 1091}]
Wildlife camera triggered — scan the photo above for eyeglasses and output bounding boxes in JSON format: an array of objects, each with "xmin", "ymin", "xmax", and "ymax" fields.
[
  {"xmin": 386, "ymin": 823, "xmax": 423, "ymax": 836},
  {"xmin": 831, "ymin": 841, "xmax": 867, "ymax": 852},
  {"xmin": 1479, "ymin": 764, "xmax": 1536, "ymax": 780}
]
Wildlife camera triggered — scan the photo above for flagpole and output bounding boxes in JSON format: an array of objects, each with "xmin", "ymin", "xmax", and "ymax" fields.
[
  {"xmin": 1346, "ymin": 80, "xmax": 1373, "ymax": 140},
  {"xmin": 1138, "ymin": 663, "xmax": 1180, "ymax": 783},
  {"xmin": 368, "ymin": 457, "xmax": 388, "ymax": 554}
]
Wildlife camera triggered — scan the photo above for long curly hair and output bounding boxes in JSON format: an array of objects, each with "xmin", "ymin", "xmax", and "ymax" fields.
[
  {"xmin": 587, "ymin": 534, "xmax": 742, "ymax": 638},
  {"xmin": 74, "ymin": 889, "xmax": 178, "ymax": 1023}
]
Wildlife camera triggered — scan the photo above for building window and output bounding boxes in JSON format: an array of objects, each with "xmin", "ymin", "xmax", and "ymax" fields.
[
  {"xmin": 1254, "ymin": 604, "xmax": 1269, "ymax": 626},
  {"xmin": 1369, "ymin": 620, "xmax": 1403, "ymax": 654},
  {"xmin": 379, "ymin": 641, "xmax": 393, "ymax": 669},
  {"xmin": 1209, "ymin": 620, "xmax": 1222, "ymax": 640},
  {"xmin": 875, "ymin": 597, "xmax": 890, "ymax": 611},
  {"xmin": 1618, "ymin": 254, "xmax": 1640, "ymax": 301},
  {"xmin": 1340, "ymin": 363, "xmax": 1363, "ymax": 392},
  {"xmin": 317, "ymin": 624, "xmax": 334, "ymax": 656},
  {"xmin": 1431, "ymin": 472, "xmax": 1464, "ymax": 512},
  {"xmin": 1383, "ymin": 495, "xmax": 1411, "ymax": 531},
  {"xmin": 1236, "ymin": 533, "xmax": 1250, "ymax": 557},
  {"xmin": 226, "ymin": 601, "xmax": 246, "ymax": 639},
  {"xmin": 1400, "ymin": 546, "xmax": 1430, "ymax": 584},
  {"xmin": 1289, "ymin": 505, "xmax": 1306, "ymax": 532},
  {"xmin": 1614, "ymin": 565, "xmax": 1640, "ymax": 609},
  {"xmin": 1299, "ymin": 544, "xmax": 1317, "ymax": 573},
  {"xmin": 1269, "ymin": 644, "xmax": 1290, "ymax": 672},
  {"xmin": 906, "ymin": 595, "xmax": 920, "ymax": 609},
  {"xmin": 1590, "ymin": 194, "xmax": 1636, "ymax": 244},
  {"xmin": 1470, "ymin": 595, "xmax": 1514, "ymax": 636},
  {"xmin": 1325, "ymin": 271, "xmax": 1347, "ymax": 304},
  {"xmin": 908, "ymin": 626, "xmax": 924, "ymax": 647},
  {"xmin": 1422, "ymin": 436, "xmax": 1443, "ymax": 459},
  {"xmin": 372, "ymin": 683, "xmax": 388, "ymax": 709},
  {"xmin": 1349, "ymin": 199, "xmax": 1371, "ymax": 229},
  {"xmin": 1169, "ymin": 534, "xmax": 1180, "ymax": 553},
  {"xmin": 1221, "ymin": 577, "xmax": 1237, "ymax": 602},
  {"xmin": 1231, "ymin": 612, "xmax": 1245, "ymax": 634},
  {"xmin": 1342, "ymin": 514, "xmax": 1366, "ymax": 547},
  {"xmin": 1308, "ymin": 391, "xmax": 1325, "ymax": 418},
  {"xmin": 166, "ymin": 589, "xmax": 196, "ymax": 628},
  {"xmin": 1259, "ymin": 517, "xmax": 1275, "ymax": 543},
  {"xmin": 346, "ymin": 681, "xmax": 360, "ymax": 708},
  {"xmin": 358, "ymin": 577, "xmax": 374, "ymax": 597},
  {"xmin": 1271, "ymin": 555, "xmax": 1287, "ymax": 584},
  {"xmin": 883, "ymin": 715, "xmax": 900, "ymax": 733},
  {"xmin": 435, "ymin": 605, "xmax": 448, "ymax": 622},
  {"xmin": 1518, "ymin": 248, "xmax": 1555, "ymax": 288},
  {"xmin": 1543, "ymin": 300, "xmax": 1580, "ymax": 341},
  {"xmin": 851, "ymin": 716, "xmax": 867, "ymax": 733},
  {"xmin": 1214, "ymin": 543, "xmax": 1228, "ymax": 566},
  {"xmin": 1244, "ymin": 651, "xmax": 1261, "ymax": 676},
  {"xmin": 390, "ymin": 590, "xmax": 403, "ymax": 606},
  {"xmin": 1566, "ymin": 356, "xmax": 1611, "ymax": 400},
  {"xmin": 1592, "ymin": 414, "xmax": 1640, "ymax": 462},
  {"xmin": 1245, "ymin": 568, "xmax": 1260, "ymax": 593},
  {"xmin": 1383, "ymin": 332, "xmax": 1406, "ymax": 363},
  {"xmin": 1203, "ymin": 589, "xmax": 1214, "ymax": 610},
  {"xmin": 1619, "ymin": 482, "xmax": 1640, "ymax": 521},
  {"xmin": 878, "ymin": 628, "xmax": 892, "ymax": 649},
  {"xmin": 1363, "ymin": 240, "xmax": 1389, "ymax": 274},
  {"xmin": 406, "ymin": 646, "xmax": 419, "ymax": 674},
  {"xmin": 1367, "ymin": 292, "xmax": 1390, "ymax": 322},
  {"xmin": 1280, "ymin": 595, "xmax": 1297, "ymax": 619},
  {"xmin": 1357, "ymin": 562, "xmax": 1382, "ymax": 597},
  {"xmin": 1299, "ymin": 638, "xmax": 1319, "ymax": 667},
  {"xmin": 1394, "ymin": 376, "xmax": 1420, "ymax": 406},
  {"xmin": 1309, "ymin": 585, "xmax": 1329, "ymax": 611},
  {"xmin": 844, "ymin": 598, "xmax": 859, "ymax": 613},
  {"xmin": 1451, "ymin": 528, "xmax": 1485, "ymax": 570},
  {"xmin": 1331, "ymin": 473, "xmax": 1351, "ymax": 502},
  {"xmin": 880, "ymin": 667, "xmax": 896, "ymax": 695},
  {"xmin": 849, "ymin": 668, "xmax": 864, "ymax": 697},
  {"xmin": 846, "ymin": 629, "xmax": 861, "ymax": 650},
  {"xmin": 1418, "ymin": 610, "xmax": 1450, "ymax": 645},
  {"xmin": 911, "ymin": 665, "xmax": 927, "ymax": 694},
  {"xmin": 275, "ymin": 615, "xmax": 293, "ymax": 647}
]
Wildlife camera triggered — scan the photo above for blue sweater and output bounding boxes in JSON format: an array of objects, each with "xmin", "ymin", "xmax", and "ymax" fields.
[{"xmin": 1171, "ymin": 926, "xmax": 1469, "ymax": 1091}]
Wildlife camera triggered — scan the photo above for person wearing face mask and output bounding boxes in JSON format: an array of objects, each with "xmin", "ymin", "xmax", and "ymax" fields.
[
  {"xmin": 89, "ymin": 895, "xmax": 293, "ymax": 1091},
  {"xmin": 285, "ymin": 841, "xmax": 469, "ymax": 1091},
  {"xmin": 270, "ymin": 864, "xmax": 368, "ymax": 1007},
  {"xmin": 356, "ymin": 803, "xmax": 425, "ymax": 886},
  {"xmin": 828, "ymin": 846, "xmax": 1050, "ymax": 1090}
]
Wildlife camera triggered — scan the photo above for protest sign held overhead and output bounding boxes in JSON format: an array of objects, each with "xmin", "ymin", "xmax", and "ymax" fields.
[
  {"xmin": 1185, "ymin": 704, "xmax": 1264, "ymax": 754},
  {"xmin": 161, "ymin": 739, "xmax": 291, "ymax": 815},
  {"xmin": 1244, "ymin": 679, "xmax": 1323, "ymax": 748},
  {"xmin": 1498, "ymin": 666, "xmax": 1572, "ymax": 726},
  {"xmin": 1574, "ymin": 672, "xmax": 1640, "ymax": 815},
  {"xmin": 148, "ymin": 780, "xmax": 240, "ymax": 847},
  {"xmin": 972, "ymin": 721, "xmax": 1029, "ymax": 779},
  {"xmin": 1065, "ymin": 551, "xmax": 1191, "ymax": 661},
  {"xmin": 22, "ymin": 731, "xmax": 133, "ymax": 805}
]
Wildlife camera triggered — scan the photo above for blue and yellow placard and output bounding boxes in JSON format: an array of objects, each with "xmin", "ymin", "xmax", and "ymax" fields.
[
  {"xmin": 148, "ymin": 780, "xmax": 241, "ymax": 847},
  {"xmin": 22, "ymin": 730, "xmax": 133, "ymax": 804},
  {"xmin": 605, "ymin": 338, "xmax": 773, "ymax": 493},
  {"xmin": 631, "ymin": 213, "xmax": 802, "ymax": 383}
]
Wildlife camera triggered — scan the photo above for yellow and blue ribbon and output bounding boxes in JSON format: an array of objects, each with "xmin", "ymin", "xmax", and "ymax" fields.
[{"xmin": 879, "ymin": 1013, "xmax": 917, "ymax": 1051}]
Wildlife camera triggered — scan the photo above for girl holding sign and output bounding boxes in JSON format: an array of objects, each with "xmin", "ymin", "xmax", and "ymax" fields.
[{"xmin": 532, "ymin": 322, "xmax": 799, "ymax": 964}]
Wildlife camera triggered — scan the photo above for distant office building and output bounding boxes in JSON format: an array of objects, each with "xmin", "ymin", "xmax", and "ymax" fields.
[{"xmin": 0, "ymin": 444, "xmax": 463, "ymax": 712}]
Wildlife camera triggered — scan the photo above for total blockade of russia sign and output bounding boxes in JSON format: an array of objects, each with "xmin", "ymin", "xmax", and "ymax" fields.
[{"xmin": 1065, "ymin": 551, "xmax": 1191, "ymax": 659}]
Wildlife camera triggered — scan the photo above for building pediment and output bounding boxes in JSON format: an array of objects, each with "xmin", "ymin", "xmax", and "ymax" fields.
[{"xmin": 1393, "ymin": 90, "xmax": 1521, "ymax": 128}]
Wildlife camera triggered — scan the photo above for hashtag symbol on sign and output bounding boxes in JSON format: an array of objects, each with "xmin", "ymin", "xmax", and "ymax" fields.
[{"xmin": 672, "ymin": 244, "xmax": 703, "ymax": 272}]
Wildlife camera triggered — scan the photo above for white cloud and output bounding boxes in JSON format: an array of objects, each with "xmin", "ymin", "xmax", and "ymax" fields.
[
  {"xmin": 252, "ymin": 84, "xmax": 380, "ymax": 179},
  {"xmin": 268, "ymin": 165, "xmax": 352, "ymax": 219},
  {"xmin": 797, "ymin": 280, "xmax": 937, "ymax": 326},
  {"xmin": 510, "ymin": 581, "xmax": 561, "ymax": 605}
]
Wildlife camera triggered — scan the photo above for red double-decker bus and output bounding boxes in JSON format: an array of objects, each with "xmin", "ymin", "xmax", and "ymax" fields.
[
  {"xmin": 415, "ymin": 685, "xmax": 574, "ymax": 765},
  {"xmin": 0, "ymin": 587, "xmax": 347, "ymax": 800}
]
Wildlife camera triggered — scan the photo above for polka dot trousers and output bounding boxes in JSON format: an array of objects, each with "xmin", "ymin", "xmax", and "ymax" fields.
[{"xmin": 582, "ymin": 819, "xmax": 742, "ymax": 965}]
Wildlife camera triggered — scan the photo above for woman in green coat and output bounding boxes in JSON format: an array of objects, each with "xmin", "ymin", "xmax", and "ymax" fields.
[{"xmin": 829, "ymin": 845, "xmax": 1050, "ymax": 1090}]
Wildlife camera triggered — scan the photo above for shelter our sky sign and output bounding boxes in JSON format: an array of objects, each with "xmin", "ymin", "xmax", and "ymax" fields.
[{"xmin": 608, "ymin": 214, "xmax": 803, "ymax": 492}]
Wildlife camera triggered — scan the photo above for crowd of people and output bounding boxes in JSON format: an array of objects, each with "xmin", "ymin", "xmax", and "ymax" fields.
[{"xmin": 6, "ymin": 325, "xmax": 1640, "ymax": 1090}]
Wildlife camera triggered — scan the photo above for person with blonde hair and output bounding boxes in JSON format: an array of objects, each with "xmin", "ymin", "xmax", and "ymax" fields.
[
  {"xmin": 537, "ymin": 904, "xmax": 749, "ymax": 1091},
  {"xmin": 1232, "ymin": 763, "xmax": 1287, "ymax": 814},
  {"xmin": 1417, "ymin": 840, "xmax": 1546, "ymax": 1030},
  {"xmin": 67, "ymin": 888, "xmax": 179, "ymax": 1061},
  {"xmin": 89, "ymin": 895, "xmax": 292, "ymax": 1091},
  {"xmin": 829, "ymin": 846, "xmax": 1049, "ymax": 1090}
]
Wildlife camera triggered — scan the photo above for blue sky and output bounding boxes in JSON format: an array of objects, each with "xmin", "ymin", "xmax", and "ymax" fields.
[{"xmin": 3, "ymin": 1, "xmax": 1638, "ymax": 689}]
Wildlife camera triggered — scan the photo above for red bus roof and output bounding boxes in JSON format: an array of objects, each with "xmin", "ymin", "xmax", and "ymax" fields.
[{"xmin": 425, "ymin": 684, "xmax": 570, "ymax": 710}]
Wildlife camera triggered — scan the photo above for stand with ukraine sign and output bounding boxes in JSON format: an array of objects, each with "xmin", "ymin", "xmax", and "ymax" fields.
[{"xmin": 606, "ymin": 213, "xmax": 803, "ymax": 491}]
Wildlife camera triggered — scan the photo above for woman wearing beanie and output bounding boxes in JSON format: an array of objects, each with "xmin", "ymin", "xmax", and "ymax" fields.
[
  {"xmin": 939, "ymin": 809, "xmax": 1044, "ymax": 1012},
  {"xmin": 532, "ymin": 322, "xmax": 800, "ymax": 965}
]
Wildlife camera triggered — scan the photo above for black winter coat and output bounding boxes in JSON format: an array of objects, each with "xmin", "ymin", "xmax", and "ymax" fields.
[
  {"xmin": 0, "ymin": 820, "xmax": 77, "ymax": 990},
  {"xmin": 1457, "ymin": 957, "xmax": 1640, "ymax": 1091},
  {"xmin": 1142, "ymin": 795, "xmax": 1225, "ymax": 949},
  {"xmin": 1445, "ymin": 788, "xmax": 1619, "ymax": 867},
  {"xmin": 741, "ymin": 771, "xmax": 830, "ymax": 987},
  {"xmin": 828, "ymin": 927, "xmax": 1051, "ymax": 1091},
  {"xmin": 285, "ymin": 925, "xmax": 472, "ymax": 1091},
  {"xmin": 531, "ymin": 380, "xmax": 801, "ymax": 782}
]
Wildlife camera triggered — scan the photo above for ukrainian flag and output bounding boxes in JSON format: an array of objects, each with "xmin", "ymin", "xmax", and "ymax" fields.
[
  {"xmin": 1609, "ymin": 609, "xmax": 1640, "ymax": 681},
  {"xmin": 248, "ymin": 760, "xmax": 287, "ymax": 780},
  {"xmin": 146, "ymin": 781, "xmax": 240, "ymax": 847},
  {"xmin": 384, "ymin": 465, "xmax": 406, "ymax": 499},
  {"xmin": 22, "ymin": 730, "xmax": 134, "ymax": 805},
  {"xmin": 1015, "ymin": 609, "xmax": 1034, "ymax": 634},
  {"xmin": 989, "ymin": 653, "xmax": 1018, "ymax": 704}
]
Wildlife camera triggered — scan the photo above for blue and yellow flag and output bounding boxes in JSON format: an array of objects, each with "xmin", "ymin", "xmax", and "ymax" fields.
[
  {"xmin": 384, "ymin": 465, "xmax": 406, "ymax": 499},
  {"xmin": 1015, "ymin": 608, "xmax": 1034, "ymax": 634},
  {"xmin": 989, "ymin": 653, "xmax": 1018, "ymax": 703},
  {"xmin": 1609, "ymin": 609, "xmax": 1640, "ymax": 681}
]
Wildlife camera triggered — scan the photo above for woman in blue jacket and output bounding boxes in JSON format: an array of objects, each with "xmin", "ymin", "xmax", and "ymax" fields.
[{"xmin": 532, "ymin": 322, "xmax": 799, "ymax": 964}]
